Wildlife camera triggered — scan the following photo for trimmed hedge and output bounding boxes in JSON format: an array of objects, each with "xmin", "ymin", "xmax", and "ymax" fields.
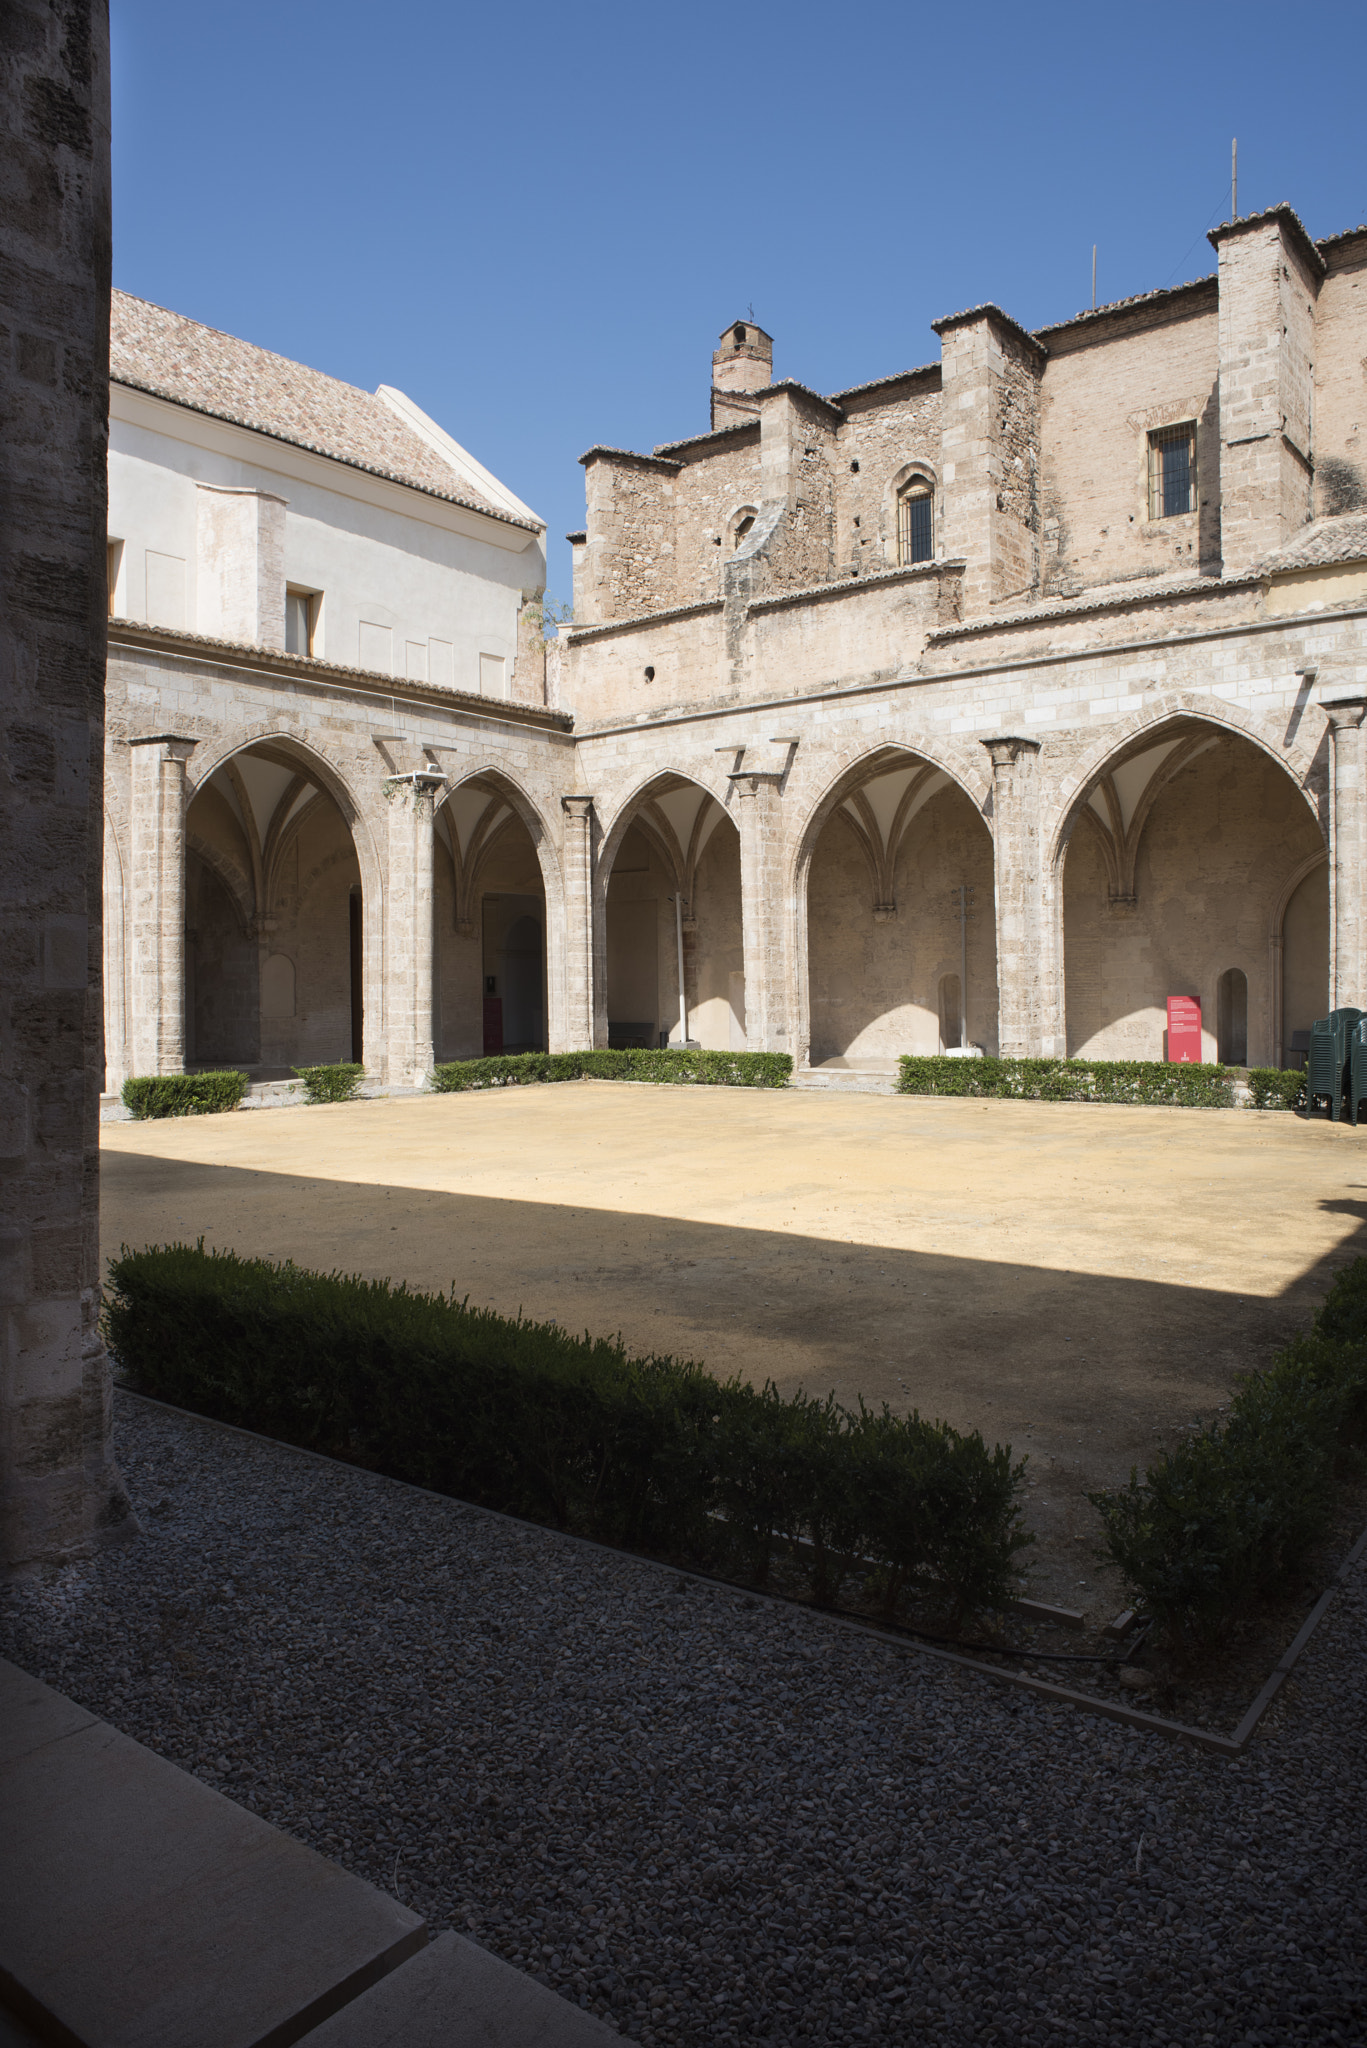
[
  {"xmin": 106, "ymin": 1242, "xmax": 1029, "ymax": 1622},
  {"xmin": 431, "ymin": 1049, "xmax": 792, "ymax": 1092},
  {"xmin": 1247, "ymin": 1066, "xmax": 1308, "ymax": 1112},
  {"xmin": 121, "ymin": 1071, "xmax": 247, "ymax": 1119},
  {"xmin": 293, "ymin": 1062, "xmax": 365, "ymax": 1105},
  {"xmin": 1089, "ymin": 1259, "xmax": 1367, "ymax": 1649},
  {"xmin": 897, "ymin": 1055, "xmax": 1235, "ymax": 1108}
]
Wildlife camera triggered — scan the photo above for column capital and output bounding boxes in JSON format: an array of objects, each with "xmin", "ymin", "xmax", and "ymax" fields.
[
  {"xmin": 1323, "ymin": 697, "xmax": 1367, "ymax": 732},
  {"xmin": 982, "ymin": 735, "xmax": 1041, "ymax": 770},
  {"xmin": 128, "ymin": 732, "xmax": 198, "ymax": 762},
  {"xmin": 561, "ymin": 794, "xmax": 594, "ymax": 821}
]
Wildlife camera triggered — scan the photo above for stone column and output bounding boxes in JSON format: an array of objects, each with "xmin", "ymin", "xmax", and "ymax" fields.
[
  {"xmin": 384, "ymin": 771, "xmax": 443, "ymax": 1086},
  {"xmin": 127, "ymin": 736, "xmax": 196, "ymax": 1077},
  {"xmin": 1326, "ymin": 700, "xmax": 1367, "ymax": 1011},
  {"xmin": 560, "ymin": 796, "xmax": 595, "ymax": 1051},
  {"xmin": 1, "ymin": 0, "xmax": 134, "ymax": 1568},
  {"xmin": 732, "ymin": 772, "xmax": 792, "ymax": 1055},
  {"xmin": 983, "ymin": 737, "xmax": 1050, "ymax": 1057}
]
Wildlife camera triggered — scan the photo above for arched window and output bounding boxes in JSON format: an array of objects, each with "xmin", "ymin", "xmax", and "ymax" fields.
[
  {"xmin": 897, "ymin": 478, "xmax": 934, "ymax": 565},
  {"xmin": 730, "ymin": 506, "xmax": 758, "ymax": 552},
  {"xmin": 1217, "ymin": 968, "xmax": 1248, "ymax": 1066}
]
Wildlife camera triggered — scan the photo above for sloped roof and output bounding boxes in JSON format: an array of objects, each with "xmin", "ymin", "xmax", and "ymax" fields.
[
  {"xmin": 1261, "ymin": 515, "xmax": 1367, "ymax": 574},
  {"xmin": 110, "ymin": 291, "xmax": 540, "ymax": 532}
]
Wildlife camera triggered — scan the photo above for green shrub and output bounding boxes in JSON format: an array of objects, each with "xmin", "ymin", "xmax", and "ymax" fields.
[
  {"xmin": 292, "ymin": 1062, "xmax": 365, "ymax": 1105},
  {"xmin": 1247, "ymin": 1067, "xmax": 1307, "ymax": 1112},
  {"xmin": 1089, "ymin": 1259, "xmax": 1367, "ymax": 1648},
  {"xmin": 430, "ymin": 1048, "xmax": 792, "ymax": 1092},
  {"xmin": 896, "ymin": 1056, "xmax": 1235, "ymax": 1108},
  {"xmin": 105, "ymin": 1242, "xmax": 1027, "ymax": 1621},
  {"xmin": 121, "ymin": 1071, "xmax": 247, "ymax": 1119}
]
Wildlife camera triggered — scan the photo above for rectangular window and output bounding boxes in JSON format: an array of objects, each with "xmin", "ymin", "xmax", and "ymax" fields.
[
  {"xmin": 1148, "ymin": 424, "xmax": 1196, "ymax": 520},
  {"xmin": 897, "ymin": 487, "xmax": 933, "ymax": 565},
  {"xmin": 285, "ymin": 586, "xmax": 318, "ymax": 656}
]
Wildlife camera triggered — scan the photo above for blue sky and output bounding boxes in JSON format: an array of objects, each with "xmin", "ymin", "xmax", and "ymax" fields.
[{"xmin": 111, "ymin": 0, "xmax": 1367, "ymax": 603}]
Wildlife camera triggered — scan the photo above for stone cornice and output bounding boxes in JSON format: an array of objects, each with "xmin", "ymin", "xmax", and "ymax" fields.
[
  {"xmin": 747, "ymin": 560, "xmax": 965, "ymax": 617},
  {"xmin": 563, "ymin": 600, "xmax": 724, "ymax": 644},
  {"xmin": 1208, "ymin": 203, "xmax": 1326, "ymax": 279},
  {"xmin": 930, "ymin": 303, "xmax": 1049, "ymax": 362},
  {"xmin": 106, "ymin": 619, "xmax": 574, "ymax": 732},
  {"xmin": 927, "ymin": 573, "xmax": 1262, "ymax": 645},
  {"xmin": 578, "ymin": 445, "xmax": 683, "ymax": 474}
]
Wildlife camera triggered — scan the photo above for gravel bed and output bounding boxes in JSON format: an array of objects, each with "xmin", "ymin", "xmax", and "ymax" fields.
[{"xmin": 3, "ymin": 1392, "xmax": 1364, "ymax": 2048}]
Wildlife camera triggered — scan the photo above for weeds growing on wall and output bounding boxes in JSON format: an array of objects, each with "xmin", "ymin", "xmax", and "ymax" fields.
[
  {"xmin": 106, "ymin": 1243, "xmax": 1029, "ymax": 1622},
  {"xmin": 431, "ymin": 1049, "xmax": 792, "ymax": 1091},
  {"xmin": 1089, "ymin": 1259, "xmax": 1367, "ymax": 1651},
  {"xmin": 121, "ymin": 1071, "xmax": 247, "ymax": 1119},
  {"xmin": 897, "ymin": 1056, "xmax": 1237, "ymax": 1108},
  {"xmin": 292, "ymin": 1062, "xmax": 365, "ymax": 1105}
]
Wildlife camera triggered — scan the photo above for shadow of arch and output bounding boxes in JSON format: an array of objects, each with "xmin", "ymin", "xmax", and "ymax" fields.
[
  {"xmin": 1058, "ymin": 712, "xmax": 1328, "ymax": 1065},
  {"xmin": 593, "ymin": 769, "xmax": 742, "ymax": 1053},
  {"xmin": 436, "ymin": 765, "xmax": 565, "ymax": 1053},
  {"xmin": 789, "ymin": 743, "xmax": 994, "ymax": 1069}
]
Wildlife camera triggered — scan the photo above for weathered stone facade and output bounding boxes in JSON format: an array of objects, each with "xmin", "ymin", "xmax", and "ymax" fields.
[
  {"xmin": 2, "ymin": 0, "xmax": 134, "ymax": 1570},
  {"xmin": 100, "ymin": 203, "xmax": 1367, "ymax": 1116}
]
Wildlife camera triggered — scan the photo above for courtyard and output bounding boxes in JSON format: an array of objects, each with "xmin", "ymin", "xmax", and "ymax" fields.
[{"xmin": 100, "ymin": 1084, "xmax": 1367, "ymax": 1613}]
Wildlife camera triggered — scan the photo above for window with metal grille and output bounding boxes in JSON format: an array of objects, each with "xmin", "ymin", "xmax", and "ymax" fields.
[
  {"xmin": 897, "ymin": 483, "xmax": 933, "ymax": 564},
  {"xmin": 1147, "ymin": 424, "xmax": 1196, "ymax": 519}
]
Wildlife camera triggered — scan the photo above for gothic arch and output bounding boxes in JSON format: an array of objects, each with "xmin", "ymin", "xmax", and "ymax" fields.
[{"xmin": 1047, "ymin": 695, "xmax": 1327, "ymax": 881}]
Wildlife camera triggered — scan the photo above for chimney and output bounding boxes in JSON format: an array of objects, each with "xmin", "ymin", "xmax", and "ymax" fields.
[{"xmin": 712, "ymin": 319, "xmax": 773, "ymax": 431}]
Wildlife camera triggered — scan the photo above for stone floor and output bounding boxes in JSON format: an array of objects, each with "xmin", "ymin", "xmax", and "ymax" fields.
[{"xmin": 101, "ymin": 1083, "xmax": 1367, "ymax": 1612}]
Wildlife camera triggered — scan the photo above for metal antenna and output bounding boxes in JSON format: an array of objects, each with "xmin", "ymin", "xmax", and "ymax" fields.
[
  {"xmin": 1092, "ymin": 245, "xmax": 1097, "ymax": 310},
  {"xmin": 1232, "ymin": 138, "xmax": 1238, "ymax": 218}
]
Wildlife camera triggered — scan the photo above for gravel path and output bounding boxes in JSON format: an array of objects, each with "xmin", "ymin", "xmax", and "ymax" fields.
[{"xmin": 3, "ymin": 1393, "xmax": 1364, "ymax": 2047}]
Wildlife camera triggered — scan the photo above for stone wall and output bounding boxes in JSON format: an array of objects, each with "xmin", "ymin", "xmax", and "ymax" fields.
[
  {"xmin": 1, "ymin": 0, "xmax": 133, "ymax": 1567},
  {"xmin": 1038, "ymin": 293, "xmax": 1220, "ymax": 597},
  {"xmin": 1312, "ymin": 236, "xmax": 1367, "ymax": 515}
]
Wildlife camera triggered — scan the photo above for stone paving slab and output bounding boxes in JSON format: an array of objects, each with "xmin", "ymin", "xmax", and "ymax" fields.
[
  {"xmin": 305, "ymin": 1932, "xmax": 632, "ymax": 2047},
  {"xmin": 0, "ymin": 1658, "xmax": 425, "ymax": 2048}
]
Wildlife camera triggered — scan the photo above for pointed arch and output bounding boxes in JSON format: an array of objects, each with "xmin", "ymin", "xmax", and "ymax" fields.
[{"xmin": 435, "ymin": 765, "xmax": 566, "ymax": 1053}]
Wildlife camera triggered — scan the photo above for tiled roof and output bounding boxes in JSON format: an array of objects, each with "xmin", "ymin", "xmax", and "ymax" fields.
[
  {"xmin": 110, "ymin": 291, "xmax": 538, "ymax": 531},
  {"xmin": 826, "ymin": 362, "xmax": 941, "ymax": 402},
  {"xmin": 1261, "ymin": 516, "xmax": 1367, "ymax": 574},
  {"xmin": 1034, "ymin": 275, "xmax": 1216, "ymax": 342}
]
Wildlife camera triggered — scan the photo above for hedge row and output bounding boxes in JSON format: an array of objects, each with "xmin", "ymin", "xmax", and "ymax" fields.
[
  {"xmin": 121, "ymin": 1071, "xmax": 247, "ymax": 1119},
  {"xmin": 1090, "ymin": 1258, "xmax": 1367, "ymax": 1649},
  {"xmin": 1246, "ymin": 1067, "xmax": 1308, "ymax": 1111},
  {"xmin": 431, "ymin": 1049, "xmax": 793, "ymax": 1091},
  {"xmin": 897, "ymin": 1056, "xmax": 1237, "ymax": 1107},
  {"xmin": 292, "ymin": 1062, "xmax": 365, "ymax": 1105},
  {"xmin": 106, "ymin": 1242, "xmax": 1029, "ymax": 1621}
]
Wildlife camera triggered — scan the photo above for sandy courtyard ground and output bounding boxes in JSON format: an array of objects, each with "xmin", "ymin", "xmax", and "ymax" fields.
[{"xmin": 101, "ymin": 1084, "xmax": 1367, "ymax": 1612}]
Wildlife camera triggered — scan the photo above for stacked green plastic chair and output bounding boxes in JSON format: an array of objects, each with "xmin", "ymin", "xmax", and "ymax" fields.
[{"xmin": 1309, "ymin": 1008, "xmax": 1364, "ymax": 1122}]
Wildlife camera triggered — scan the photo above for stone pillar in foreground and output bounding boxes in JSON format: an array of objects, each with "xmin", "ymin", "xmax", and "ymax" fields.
[
  {"xmin": 127, "ymin": 735, "xmax": 195, "ymax": 1077},
  {"xmin": 983, "ymin": 736, "xmax": 1052, "ymax": 1057},
  {"xmin": 1, "ymin": 0, "xmax": 135, "ymax": 1568},
  {"xmin": 732, "ymin": 771, "xmax": 792, "ymax": 1055},
  {"xmin": 560, "ymin": 796, "xmax": 596, "ymax": 1051},
  {"xmin": 384, "ymin": 772, "xmax": 443, "ymax": 1086},
  {"xmin": 1325, "ymin": 699, "xmax": 1367, "ymax": 1012}
]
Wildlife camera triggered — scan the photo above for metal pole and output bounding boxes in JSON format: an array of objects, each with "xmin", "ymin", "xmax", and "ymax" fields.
[
  {"xmin": 674, "ymin": 891, "xmax": 688, "ymax": 1045},
  {"xmin": 1092, "ymin": 245, "xmax": 1096, "ymax": 310},
  {"xmin": 959, "ymin": 884, "xmax": 968, "ymax": 1049},
  {"xmin": 1232, "ymin": 137, "xmax": 1237, "ymax": 218}
]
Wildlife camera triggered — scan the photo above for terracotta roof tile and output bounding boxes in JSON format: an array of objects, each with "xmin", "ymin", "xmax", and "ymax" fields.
[
  {"xmin": 1261, "ymin": 515, "xmax": 1367, "ymax": 574},
  {"xmin": 110, "ymin": 291, "xmax": 537, "ymax": 531}
]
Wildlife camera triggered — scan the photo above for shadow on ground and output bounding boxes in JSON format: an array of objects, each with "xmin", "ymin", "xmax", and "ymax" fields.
[{"xmin": 101, "ymin": 1149, "xmax": 1367, "ymax": 1612}]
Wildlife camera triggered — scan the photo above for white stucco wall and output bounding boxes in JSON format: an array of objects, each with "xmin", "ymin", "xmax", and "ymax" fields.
[{"xmin": 107, "ymin": 387, "xmax": 546, "ymax": 698}]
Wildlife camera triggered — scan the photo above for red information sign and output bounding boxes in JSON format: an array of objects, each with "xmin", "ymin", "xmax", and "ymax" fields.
[{"xmin": 1167, "ymin": 996, "xmax": 1202, "ymax": 1064}]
